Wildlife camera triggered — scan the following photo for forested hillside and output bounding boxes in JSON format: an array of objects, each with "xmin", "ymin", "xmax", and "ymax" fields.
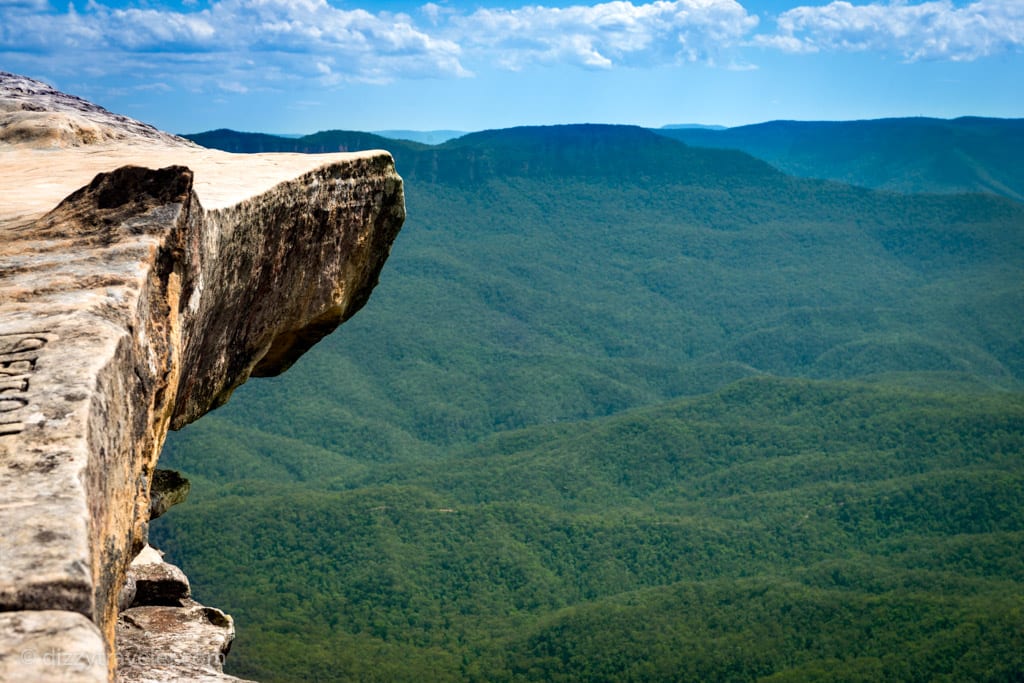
[
  {"xmin": 655, "ymin": 117, "xmax": 1024, "ymax": 202},
  {"xmin": 154, "ymin": 124, "xmax": 1024, "ymax": 682}
]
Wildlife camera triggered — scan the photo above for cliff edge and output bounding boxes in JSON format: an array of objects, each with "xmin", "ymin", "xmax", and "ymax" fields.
[{"xmin": 0, "ymin": 73, "xmax": 405, "ymax": 682}]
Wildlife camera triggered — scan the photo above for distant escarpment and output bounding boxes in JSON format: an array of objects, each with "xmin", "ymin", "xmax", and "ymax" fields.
[
  {"xmin": 656, "ymin": 117, "xmax": 1024, "ymax": 202},
  {"xmin": 0, "ymin": 73, "xmax": 405, "ymax": 682}
]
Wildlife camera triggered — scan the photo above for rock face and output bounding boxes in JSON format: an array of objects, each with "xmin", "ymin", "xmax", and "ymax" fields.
[
  {"xmin": 0, "ymin": 73, "xmax": 405, "ymax": 682},
  {"xmin": 0, "ymin": 611, "xmax": 108, "ymax": 683},
  {"xmin": 115, "ymin": 546, "xmax": 246, "ymax": 682},
  {"xmin": 0, "ymin": 71, "xmax": 191, "ymax": 148},
  {"xmin": 148, "ymin": 470, "xmax": 191, "ymax": 521},
  {"xmin": 126, "ymin": 546, "xmax": 191, "ymax": 608}
]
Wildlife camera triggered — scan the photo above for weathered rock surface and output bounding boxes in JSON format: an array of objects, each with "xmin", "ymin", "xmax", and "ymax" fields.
[
  {"xmin": 126, "ymin": 546, "xmax": 190, "ymax": 608},
  {"xmin": 0, "ymin": 610, "xmax": 108, "ymax": 683},
  {"xmin": 115, "ymin": 548, "xmax": 247, "ymax": 682},
  {"xmin": 116, "ymin": 602, "xmax": 248, "ymax": 683},
  {"xmin": 0, "ymin": 71, "xmax": 192, "ymax": 149},
  {"xmin": 0, "ymin": 72, "xmax": 405, "ymax": 682}
]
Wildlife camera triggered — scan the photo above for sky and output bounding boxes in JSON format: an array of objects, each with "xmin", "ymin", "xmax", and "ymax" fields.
[{"xmin": 1, "ymin": 0, "xmax": 1022, "ymax": 134}]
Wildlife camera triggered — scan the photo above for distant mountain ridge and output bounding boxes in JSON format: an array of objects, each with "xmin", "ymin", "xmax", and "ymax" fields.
[
  {"xmin": 654, "ymin": 116, "xmax": 1024, "ymax": 201},
  {"xmin": 188, "ymin": 124, "xmax": 784, "ymax": 187},
  {"xmin": 184, "ymin": 128, "xmax": 427, "ymax": 154},
  {"xmin": 660, "ymin": 123, "xmax": 727, "ymax": 130},
  {"xmin": 373, "ymin": 129, "xmax": 467, "ymax": 144},
  {"xmin": 189, "ymin": 116, "xmax": 1024, "ymax": 201}
]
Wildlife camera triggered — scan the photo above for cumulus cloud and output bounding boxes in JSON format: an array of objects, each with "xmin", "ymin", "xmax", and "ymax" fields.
[
  {"xmin": 0, "ymin": 0, "xmax": 761, "ymax": 91},
  {"xmin": 0, "ymin": 0, "xmax": 467, "ymax": 88},
  {"xmin": 2, "ymin": 0, "xmax": 1020, "ymax": 94},
  {"xmin": 758, "ymin": 0, "xmax": 1024, "ymax": 61},
  {"xmin": 447, "ymin": 0, "xmax": 759, "ymax": 70}
]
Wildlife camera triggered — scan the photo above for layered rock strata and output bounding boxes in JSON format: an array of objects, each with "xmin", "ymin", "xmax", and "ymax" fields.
[{"xmin": 0, "ymin": 73, "xmax": 405, "ymax": 681}]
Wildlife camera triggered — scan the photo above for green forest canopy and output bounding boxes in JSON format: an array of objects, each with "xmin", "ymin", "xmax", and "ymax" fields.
[{"xmin": 154, "ymin": 123, "xmax": 1024, "ymax": 682}]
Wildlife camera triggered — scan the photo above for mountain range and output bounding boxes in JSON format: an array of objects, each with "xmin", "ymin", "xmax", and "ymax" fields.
[
  {"xmin": 154, "ymin": 119, "xmax": 1024, "ymax": 682},
  {"xmin": 654, "ymin": 117, "xmax": 1024, "ymax": 201},
  {"xmin": 189, "ymin": 115, "xmax": 1024, "ymax": 201}
]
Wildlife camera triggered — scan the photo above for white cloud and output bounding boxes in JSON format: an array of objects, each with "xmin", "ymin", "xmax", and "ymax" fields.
[
  {"xmin": 420, "ymin": 2, "xmax": 455, "ymax": 26},
  {"xmin": 218, "ymin": 79, "xmax": 249, "ymax": 93},
  {"xmin": 5, "ymin": 0, "xmax": 1019, "ymax": 97},
  {"xmin": 101, "ymin": 7, "xmax": 217, "ymax": 49},
  {"xmin": 759, "ymin": 0, "xmax": 1024, "ymax": 61},
  {"xmin": 0, "ymin": 0, "xmax": 467, "ymax": 88},
  {"xmin": 0, "ymin": 0, "xmax": 761, "ymax": 92},
  {"xmin": 448, "ymin": 0, "xmax": 759, "ymax": 70}
]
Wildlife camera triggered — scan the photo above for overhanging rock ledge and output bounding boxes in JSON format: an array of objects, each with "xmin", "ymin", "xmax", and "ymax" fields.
[{"xmin": 0, "ymin": 72, "xmax": 405, "ymax": 682}]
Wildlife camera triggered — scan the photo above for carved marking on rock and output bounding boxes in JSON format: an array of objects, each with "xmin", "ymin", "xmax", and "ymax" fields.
[{"xmin": 0, "ymin": 332, "xmax": 50, "ymax": 436}]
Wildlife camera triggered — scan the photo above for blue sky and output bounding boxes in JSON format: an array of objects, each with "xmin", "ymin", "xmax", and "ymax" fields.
[{"xmin": 1, "ymin": 0, "xmax": 1021, "ymax": 134}]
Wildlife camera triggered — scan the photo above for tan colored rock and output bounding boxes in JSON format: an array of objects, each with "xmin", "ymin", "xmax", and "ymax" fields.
[
  {"xmin": 0, "ymin": 610, "xmax": 107, "ymax": 683},
  {"xmin": 0, "ymin": 72, "xmax": 405, "ymax": 681},
  {"xmin": 116, "ymin": 548, "xmax": 249, "ymax": 682},
  {"xmin": 116, "ymin": 601, "xmax": 252, "ymax": 683},
  {"xmin": 127, "ymin": 546, "xmax": 191, "ymax": 608},
  {"xmin": 0, "ymin": 71, "xmax": 192, "ymax": 149}
]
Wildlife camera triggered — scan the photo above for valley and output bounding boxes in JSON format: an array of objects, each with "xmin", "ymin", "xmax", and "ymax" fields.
[{"xmin": 154, "ymin": 120, "xmax": 1024, "ymax": 682}]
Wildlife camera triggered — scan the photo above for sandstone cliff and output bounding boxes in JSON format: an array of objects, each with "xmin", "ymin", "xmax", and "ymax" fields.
[{"xmin": 0, "ymin": 73, "xmax": 405, "ymax": 682}]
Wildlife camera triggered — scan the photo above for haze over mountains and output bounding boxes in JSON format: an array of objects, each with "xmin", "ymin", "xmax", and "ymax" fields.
[
  {"xmin": 156, "ymin": 118, "xmax": 1024, "ymax": 682},
  {"xmin": 655, "ymin": 117, "xmax": 1024, "ymax": 201}
]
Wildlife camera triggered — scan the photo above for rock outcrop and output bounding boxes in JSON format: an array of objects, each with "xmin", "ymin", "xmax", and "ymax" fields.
[
  {"xmin": 148, "ymin": 469, "xmax": 191, "ymax": 522},
  {"xmin": 115, "ymin": 546, "xmax": 246, "ymax": 682},
  {"xmin": 0, "ymin": 72, "xmax": 191, "ymax": 149},
  {"xmin": 0, "ymin": 73, "xmax": 405, "ymax": 682}
]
